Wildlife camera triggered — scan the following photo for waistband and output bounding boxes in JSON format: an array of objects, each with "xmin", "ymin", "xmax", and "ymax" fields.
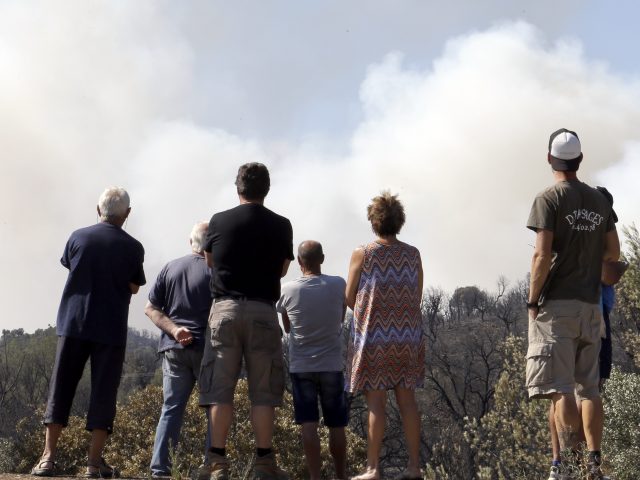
[{"xmin": 215, "ymin": 295, "xmax": 275, "ymax": 306}]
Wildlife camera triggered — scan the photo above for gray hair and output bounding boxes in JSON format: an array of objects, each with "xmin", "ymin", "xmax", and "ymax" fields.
[
  {"xmin": 98, "ymin": 187, "xmax": 130, "ymax": 221},
  {"xmin": 190, "ymin": 221, "xmax": 209, "ymax": 253}
]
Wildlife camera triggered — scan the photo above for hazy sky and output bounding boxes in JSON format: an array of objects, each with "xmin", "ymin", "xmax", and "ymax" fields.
[{"xmin": 1, "ymin": 1, "xmax": 640, "ymax": 334}]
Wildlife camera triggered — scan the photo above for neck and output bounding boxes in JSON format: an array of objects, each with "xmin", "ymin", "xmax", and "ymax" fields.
[
  {"xmin": 376, "ymin": 235, "xmax": 398, "ymax": 244},
  {"xmin": 553, "ymin": 170, "xmax": 578, "ymax": 182},
  {"xmin": 301, "ymin": 267, "xmax": 321, "ymax": 276},
  {"xmin": 239, "ymin": 195, "xmax": 264, "ymax": 205},
  {"xmin": 192, "ymin": 251, "xmax": 205, "ymax": 257},
  {"xmin": 102, "ymin": 218, "xmax": 125, "ymax": 228}
]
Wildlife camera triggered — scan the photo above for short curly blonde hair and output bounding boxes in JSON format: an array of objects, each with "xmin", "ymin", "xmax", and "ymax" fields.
[{"xmin": 367, "ymin": 191, "xmax": 405, "ymax": 236}]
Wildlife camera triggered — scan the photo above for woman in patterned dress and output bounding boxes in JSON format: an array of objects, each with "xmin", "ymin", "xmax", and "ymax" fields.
[{"xmin": 346, "ymin": 191, "xmax": 425, "ymax": 480}]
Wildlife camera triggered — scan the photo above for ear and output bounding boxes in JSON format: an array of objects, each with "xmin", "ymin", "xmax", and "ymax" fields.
[
  {"xmin": 96, "ymin": 205, "xmax": 101, "ymax": 216},
  {"xmin": 297, "ymin": 256, "xmax": 302, "ymax": 266},
  {"xmin": 547, "ymin": 153, "xmax": 552, "ymax": 164},
  {"xmin": 124, "ymin": 207, "xmax": 131, "ymax": 219},
  {"xmin": 320, "ymin": 254, "xmax": 325, "ymax": 265}
]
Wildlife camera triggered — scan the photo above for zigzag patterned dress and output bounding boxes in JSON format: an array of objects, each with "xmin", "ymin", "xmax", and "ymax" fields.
[{"xmin": 346, "ymin": 241, "xmax": 425, "ymax": 392}]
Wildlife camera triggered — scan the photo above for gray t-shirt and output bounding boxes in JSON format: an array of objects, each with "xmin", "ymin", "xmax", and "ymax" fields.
[
  {"xmin": 276, "ymin": 274, "xmax": 346, "ymax": 373},
  {"xmin": 527, "ymin": 179, "xmax": 615, "ymax": 304}
]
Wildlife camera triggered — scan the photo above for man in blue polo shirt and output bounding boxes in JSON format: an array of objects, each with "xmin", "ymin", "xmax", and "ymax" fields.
[
  {"xmin": 31, "ymin": 187, "xmax": 145, "ymax": 478},
  {"xmin": 145, "ymin": 221, "xmax": 212, "ymax": 477}
]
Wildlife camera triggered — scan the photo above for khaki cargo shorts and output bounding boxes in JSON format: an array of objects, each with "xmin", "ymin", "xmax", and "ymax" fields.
[
  {"xmin": 198, "ymin": 298, "xmax": 285, "ymax": 407},
  {"xmin": 526, "ymin": 299, "xmax": 604, "ymax": 401}
]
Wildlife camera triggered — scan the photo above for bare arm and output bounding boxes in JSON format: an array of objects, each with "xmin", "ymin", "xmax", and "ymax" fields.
[
  {"xmin": 603, "ymin": 228, "xmax": 621, "ymax": 263},
  {"xmin": 345, "ymin": 247, "xmax": 365, "ymax": 310},
  {"xmin": 129, "ymin": 283, "xmax": 140, "ymax": 294},
  {"xmin": 528, "ymin": 229, "xmax": 554, "ymax": 317},
  {"xmin": 281, "ymin": 258, "xmax": 291, "ymax": 278},
  {"xmin": 281, "ymin": 310, "xmax": 291, "ymax": 334},
  {"xmin": 144, "ymin": 301, "xmax": 193, "ymax": 345}
]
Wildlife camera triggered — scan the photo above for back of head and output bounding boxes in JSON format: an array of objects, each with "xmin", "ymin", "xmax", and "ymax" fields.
[
  {"xmin": 190, "ymin": 221, "xmax": 209, "ymax": 253},
  {"xmin": 367, "ymin": 191, "xmax": 406, "ymax": 236},
  {"xmin": 98, "ymin": 187, "xmax": 130, "ymax": 222},
  {"xmin": 235, "ymin": 163, "xmax": 270, "ymax": 201},
  {"xmin": 298, "ymin": 240, "xmax": 324, "ymax": 269},
  {"xmin": 548, "ymin": 128, "xmax": 583, "ymax": 172}
]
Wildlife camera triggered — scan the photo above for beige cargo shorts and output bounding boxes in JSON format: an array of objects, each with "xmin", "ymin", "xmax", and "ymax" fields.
[
  {"xmin": 198, "ymin": 298, "xmax": 285, "ymax": 407},
  {"xmin": 526, "ymin": 299, "xmax": 604, "ymax": 401}
]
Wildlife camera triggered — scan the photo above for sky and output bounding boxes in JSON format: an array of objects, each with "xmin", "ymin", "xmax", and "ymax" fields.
[{"xmin": 1, "ymin": 0, "xmax": 640, "ymax": 334}]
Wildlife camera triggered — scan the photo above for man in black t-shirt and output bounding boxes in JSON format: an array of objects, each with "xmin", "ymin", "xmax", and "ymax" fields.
[
  {"xmin": 199, "ymin": 163, "xmax": 294, "ymax": 480},
  {"xmin": 32, "ymin": 187, "xmax": 145, "ymax": 478}
]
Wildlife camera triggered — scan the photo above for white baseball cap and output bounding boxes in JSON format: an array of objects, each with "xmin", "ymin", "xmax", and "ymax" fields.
[{"xmin": 548, "ymin": 128, "xmax": 583, "ymax": 171}]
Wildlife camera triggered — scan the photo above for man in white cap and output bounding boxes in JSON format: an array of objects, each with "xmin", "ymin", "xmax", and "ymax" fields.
[{"xmin": 525, "ymin": 129, "xmax": 620, "ymax": 479}]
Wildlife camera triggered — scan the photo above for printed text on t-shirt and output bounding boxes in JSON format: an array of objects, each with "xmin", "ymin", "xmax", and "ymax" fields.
[{"xmin": 565, "ymin": 209, "xmax": 604, "ymax": 232}]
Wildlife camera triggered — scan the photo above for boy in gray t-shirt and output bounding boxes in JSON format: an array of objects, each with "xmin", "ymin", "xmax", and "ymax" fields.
[{"xmin": 276, "ymin": 241, "xmax": 348, "ymax": 480}]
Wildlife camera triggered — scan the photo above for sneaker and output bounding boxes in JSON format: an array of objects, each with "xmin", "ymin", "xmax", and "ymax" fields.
[
  {"xmin": 548, "ymin": 465, "xmax": 578, "ymax": 480},
  {"xmin": 252, "ymin": 452, "xmax": 289, "ymax": 480},
  {"xmin": 548, "ymin": 466, "xmax": 561, "ymax": 480},
  {"xmin": 196, "ymin": 453, "xmax": 230, "ymax": 480}
]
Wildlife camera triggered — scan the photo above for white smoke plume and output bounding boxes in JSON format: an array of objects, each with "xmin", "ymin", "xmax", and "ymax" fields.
[{"xmin": 1, "ymin": 3, "xmax": 639, "ymax": 333}]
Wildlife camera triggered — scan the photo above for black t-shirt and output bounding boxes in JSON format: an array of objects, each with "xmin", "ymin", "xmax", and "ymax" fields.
[
  {"xmin": 205, "ymin": 203, "xmax": 294, "ymax": 302},
  {"xmin": 56, "ymin": 222, "xmax": 146, "ymax": 346}
]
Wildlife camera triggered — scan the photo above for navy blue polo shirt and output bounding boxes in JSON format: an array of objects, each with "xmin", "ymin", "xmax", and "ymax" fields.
[
  {"xmin": 56, "ymin": 222, "xmax": 146, "ymax": 346},
  {"xmin": 148, "ymin": 253, "xmax": 212, "ymax": 352}
]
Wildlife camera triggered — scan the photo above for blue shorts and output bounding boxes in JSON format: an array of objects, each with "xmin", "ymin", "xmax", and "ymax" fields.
[{"xmin": 290, "ymin": 371, "xmax": 349, "ymax": 427}]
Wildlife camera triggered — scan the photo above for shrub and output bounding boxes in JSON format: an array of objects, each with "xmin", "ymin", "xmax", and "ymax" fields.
[
  {"xmin": 603, "ymin": 368, "xmax": 640, "ymax": 480},
  {"xmin": 13, "ymin": 380, "xmax": 366, "ymax": 478}
]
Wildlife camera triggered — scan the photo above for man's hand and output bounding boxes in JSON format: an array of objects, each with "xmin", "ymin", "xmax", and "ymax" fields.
[{"xmin": 172, "ymin": 326, "xmax": 193, "ymax": 346}]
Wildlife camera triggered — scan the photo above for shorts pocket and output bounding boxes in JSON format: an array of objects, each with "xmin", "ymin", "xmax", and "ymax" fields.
[
  {"xmin": 198, "ymin": 357, "xmax": 216, "ymax": 393},
  {"xmin": 210, "ymin": 317, "xmax": 234, "ymax": 348},
  {"xmin": 251, "ymin": 318, "xmax": 281, "ymax": 352},
  {"xmin": 526, "ymin": 343, "xmax": 553, "ymax": 387}
]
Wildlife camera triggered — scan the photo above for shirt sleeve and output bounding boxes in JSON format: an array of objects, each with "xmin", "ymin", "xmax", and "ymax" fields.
[
  {"xmin": 148, "ymin": 266, "xmax": 166, "ymax": 308},
  {"xmin": 605, "ymin": 208, "xmax": 615, "ymax": 232},
  {"xmin": 60, "ymin": 237, "xmax": 72, "ymax": 269},
  {"xmin": 130, "ymin": 244, "xmax": 147, "ymax": 286},
  {"xmin": 204, "ymin": 216, "xmax": 216, "ymax": 253},
  {"xmin": 527, "ymin": 193, "xmax": 556, "ymax": 232},
  {"xmin": 284, "ymin": 219, "xmax": 294, "ymax": 261},
  {"xmin": 276, "ymin": 284, "xmax": 289, "ymax": 313}
]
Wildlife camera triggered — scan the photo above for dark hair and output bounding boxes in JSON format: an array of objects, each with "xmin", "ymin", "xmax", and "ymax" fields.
[
  {"xmin": 367, "ymin": 191, "xmax": 406, "ymax": 236},
  {"xmin": 235, "ymin": 163, "xmax": 270, "ymax": 200}
]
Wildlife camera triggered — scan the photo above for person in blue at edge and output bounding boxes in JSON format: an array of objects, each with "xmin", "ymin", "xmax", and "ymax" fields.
[
  {"xmin": 547, "ymin": 186, "xmax": 628, "ymax": 480},
  {"xmin": 31, "ymin": 187, "xmax": 146, "ymax": 479},
  {"xmin": 146, "ymin": 222, "xmax": 212, "ymax": 478}
]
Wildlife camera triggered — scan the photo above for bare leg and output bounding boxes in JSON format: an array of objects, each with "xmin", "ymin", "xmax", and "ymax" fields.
[
  {"xmin": 250, "ymin": 405, "xmax": 275, "ymax": 449},
  {"xmin": 328, "ymin": 427, "xmax": 347, "ymax": 480},
  {"xmin": 88, "ymin": 428, "xmax": 109, "ymax": 462},
  {"xmin": 209, "ymin": 404, "xmax": 234, "ymax": 448},
  {"xmin": 301, "ymin": 422, "xmax": 321, "ymax": 480},
  {"xmin": 40, "ymin": 423, "xmax": 63, "ymax": 462},
  {"xmin": 353, "ymin": 390, "xmax": 386, "ymax": 480},
  {"xmin": 581, "ymin": 397, "xmax": 604, "ymax": 451},
  {"xmin": 549, "ymin": 402, "xmax": 560, "ymax": 462},
  {"xmin": 552, "ymin": 393, "xmax": 582, "ymax": 453},
  {"xmin": 394, "ymin": 387, "xmax": 422, "ymax": 475}
]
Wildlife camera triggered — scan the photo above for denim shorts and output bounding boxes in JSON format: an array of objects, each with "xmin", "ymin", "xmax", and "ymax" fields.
[{"xmin": 290, "ymin": 371, "xmax": 349, "ymax": 427}]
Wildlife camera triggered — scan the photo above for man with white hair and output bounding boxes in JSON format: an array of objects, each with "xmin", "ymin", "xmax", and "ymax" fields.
[
  {"xmin": 526, "ymin": 130, "xmax": 620, "ymax": 480},
  {"xmin": 145, "ymin": 222, "xmax": 212, "ymax": 478},
  {"xmin": 32, "ymin": 187, "xmax": 145, "ymax": 478}
]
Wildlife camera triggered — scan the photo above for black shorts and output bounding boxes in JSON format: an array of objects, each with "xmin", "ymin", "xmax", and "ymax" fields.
[
  {"xmin": 44, "ymin": 336, "xmax": 126, "ymax": 433},
  {"xmin": 289, "ymin": 371, "xmax": 349, "ymax": 427}
]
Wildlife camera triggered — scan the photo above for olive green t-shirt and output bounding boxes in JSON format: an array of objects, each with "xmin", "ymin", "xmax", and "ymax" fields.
[{"xmin": 527, "ymin": 180, "xmax": 615, "ymax": 304}]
